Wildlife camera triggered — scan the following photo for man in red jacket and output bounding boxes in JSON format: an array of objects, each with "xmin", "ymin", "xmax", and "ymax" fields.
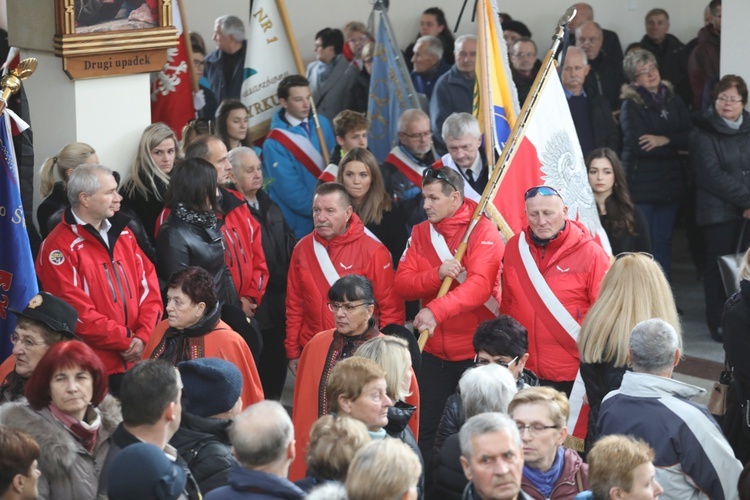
[
  {"xmin": 395, "ymin": 166, "xmax": 503, "ymax": 473},
  {"xmin": 36, "ymin": 164, "xmax": 163, "ymax": 395},
  {"xmin": 501, "ymin": 186, "xmax": 609, "ymax": 396},
  {"xmin": 285, "ymin": 182, "xmax": 404, "ymax": 375}
]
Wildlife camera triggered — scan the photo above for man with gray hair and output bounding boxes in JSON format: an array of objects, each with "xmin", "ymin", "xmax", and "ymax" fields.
[
  {"xmin": 434, "ymin": 112, "xmax": 488, "ymax": 199},
  {"xmin": 598, "ymin": 318, "xmax": 742, "ymax": 500},
  {"xmin": 205, "ymin": 401, "xmax": 305, "ymax": 499},
  {"xmin": 430, "ymin": 35, "xmax": 477, "ymax": 155},
  {"xmin": 411, "ymin": 35, "xmax": 450, "ymax": 100},
  {"xmin": 36, "ymin": 164, "xmax": 162, "ymax": 394},
  {"xmin": 205, "ymin": 15, "xmax": 247, "ymax": 102},
  {"xmin": 382, "ymin": 108, "xmax": 436, "ymax": 228},
  {"xmin": 574, "ymin": 21, "xmax": 626, "ymax": 111},
  {"xmin": 561, "ymin": 46, "xmax": 620, "ymax": 157},
  {"xmin": 459, "ymin": 412, "xmax": 532, "ymax": 500}
]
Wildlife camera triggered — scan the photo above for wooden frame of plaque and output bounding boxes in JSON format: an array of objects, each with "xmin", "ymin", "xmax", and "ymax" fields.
[{"xmin": 53, "ymin": 0, "xmax": 179, "ymax": 79}]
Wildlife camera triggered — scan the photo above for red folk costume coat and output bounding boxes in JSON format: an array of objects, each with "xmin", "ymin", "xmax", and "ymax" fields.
[
  {"xmin": 289, "ymin": 328, "xmax": 420, "ymax": 481},
  {"xmin": 501, "ymin": 220, "xmax": 610, "ymax": 382},
  {"xmin": 284, "ymin": 213, "xmax": 405, "ymax": 360},
  {"xmin": 395, "ymin": 199, "xmax": 503, "ymax": 361},
  {"xmin": 143, "ymin": 318, "xmax": 264, "ymax": 408}
]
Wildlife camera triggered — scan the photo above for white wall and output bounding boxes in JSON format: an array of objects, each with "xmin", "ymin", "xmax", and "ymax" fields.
[
  {"xmin": 185, "ymin": 0, "xmax": 709, "ymax": 65},
  {"xmin": 721, "ymin": 0, "xmax": 750, "ymax": 84}
]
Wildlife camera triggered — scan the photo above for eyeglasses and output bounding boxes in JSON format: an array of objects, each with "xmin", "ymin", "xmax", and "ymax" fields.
[
  {"xmin": 400, "ymin": 130, "xmax": 432, "ymax": 140},
  {"xmin": 516, "ymin": 423, "xmax": 558, "ymax": 435},
  {"xmin": 474, "ymin": 355, "xmax": 518, "ymax": 369},
  {"xmin": 423, "ymin": 167, "xmax": 458, "ymax": 192},
  {"xmin": 10, "ymin": 332, "xmax": 45, "ymax": 349},
  {"xmin": 717, "ymin": 95, "xmax": 744, "ymax": 104},
  {"xmin": 524, "ymin": 185, "xmax": 562, "ymax": 200},
  {"xmin": 192, "ymin": 59, "xmax": 206, "ymax": 68},
  {"xmin": 327, "ymin": 302, "xmax": 373, "ymax": 313},
  {"xmin": 635, "ymin": 65, "xmax": 658, "ymax": 78},
  {"xmin": 615, "ymin": 251, "xmax": 654, "ymax": 261}
]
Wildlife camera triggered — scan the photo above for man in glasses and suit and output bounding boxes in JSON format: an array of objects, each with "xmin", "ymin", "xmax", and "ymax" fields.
[
  {"xmin": 395, "ymin": 166, "xmax": 503, "ymax": 478},
  {"xmin": 500, "ymin": 186, "xmax": 609, "ymax": 397}
]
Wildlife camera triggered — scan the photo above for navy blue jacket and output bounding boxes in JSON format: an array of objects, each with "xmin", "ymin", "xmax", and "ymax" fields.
[{"xmin": 204, "ymin": 464, "xmax": 305, "ymax": 500}]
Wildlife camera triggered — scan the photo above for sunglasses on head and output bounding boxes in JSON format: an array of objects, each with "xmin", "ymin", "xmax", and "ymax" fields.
[
  {"xmin": 524, "ymin": 185, "xmax": 562, "ymax": 200},
  {"xmin": 423, "ymin": 167, "xmax": 458, "ymax": 193}
]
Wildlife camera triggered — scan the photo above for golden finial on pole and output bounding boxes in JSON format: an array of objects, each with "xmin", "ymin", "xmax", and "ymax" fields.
[{"xmin": 0, "ymin": 58, "xmax": 38, "ymax": 106}]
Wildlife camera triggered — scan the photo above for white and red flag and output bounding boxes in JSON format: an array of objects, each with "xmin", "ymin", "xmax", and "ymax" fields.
[
  {"xmin": 493, "ymin": 68, "xmax": 609, "ymax": 252},
  {"xmin": 151, "ymin": 0, "xmax": 194, "ymax": 139}
]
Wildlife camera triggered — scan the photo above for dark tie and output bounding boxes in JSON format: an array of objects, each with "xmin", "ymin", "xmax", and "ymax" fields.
[
  {"xmin": 466, "ymin": 169, "xmax": 475, "ymax": 188},
  {"xmin": 300, "ymin": 121, "xmax": 310, "ymax": 136}
]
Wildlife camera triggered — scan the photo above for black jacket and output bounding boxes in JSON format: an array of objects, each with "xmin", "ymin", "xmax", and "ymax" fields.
[
  {"xmin": 156, "ymin": 211, "xmax": 239, "ymax": 308},
  {"xmin": 619, "ymin": 83, "xmax": 692, "ymax": 203},
  {"xmin": 690, "ymin": 108, "xmax": 750, "ymax": 226},
  {"xmin": 580, "ymin": 361, "xmax": 628, "ymax": 453},
  {"xmin": 385, "ymin": 402, "xmax": 424, "ymax": 499},
  {"xmin": 433, "ymin": 432, "xmax": 466, "ymax": 500},
  {"xmin": 640, "ymin": 34, "xmax": 692, "ymax": 109},
  {"xmin": 722, "ymin": 280, "xmax": 750, "ymax": 463},
  {"xmin": 600, "ymin": 203, "xmax": 651, "ymax": 255},
  {"xmin": 584, "ymin": 50, "xmax": 626, "ymax": 111},
  {"xmin": 170, "ymin": 412, "xmax": 238, "ymax": 494},
  {"xmin": 588, "ymin": 94, "xmax": 622, "ymax": 154},
  {"xmin": 204, "ymin": 42, "xmax": 247, "ymax": 102},
  {"xmin": 366, "ymin": 207, "xmax": 409, "ymax": 269}
]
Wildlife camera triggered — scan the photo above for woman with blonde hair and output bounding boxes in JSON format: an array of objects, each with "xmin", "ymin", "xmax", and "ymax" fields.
[
  {"xmin": 346, "ymin": 438, "xmax": 422, "ymax": 500},
  {"xmin": 120, "ymin": 123, "xmax": 181, "ymax": 243},
  {"xmin": 37, "ymin": 142, "xmax": 98, "ymax": 237},
  {"xmin": 578, "ymin": 253, "xmax": 680, "ymax": 452},
  {"xmin": 337, "ymin": 148, "xmax": 408, "ymax": 266},
  {"xmin": 297, "ymin": 415, "xmax": 370, "ymax": 492}
]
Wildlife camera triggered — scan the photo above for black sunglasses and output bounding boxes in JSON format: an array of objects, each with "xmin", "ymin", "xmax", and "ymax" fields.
[
  {"xmin": 423, "ymin": 167, "xmax": 458, "ymax": 193},
  {"xmin": 524, "ymin": 185, "xmax": 562, "ymax": 200}
]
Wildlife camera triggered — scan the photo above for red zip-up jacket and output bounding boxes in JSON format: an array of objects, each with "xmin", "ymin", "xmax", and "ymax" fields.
[{"xmin": 36, "ymin": 209, "xmax": 163, "ymax": 374}]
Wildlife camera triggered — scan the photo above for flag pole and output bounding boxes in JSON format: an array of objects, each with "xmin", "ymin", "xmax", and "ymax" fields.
[
  {"xmin": 417, "ymin": 6, "xmax": 577, "ymax": 351},
  {"xmin": 176, "ymin": 0, "xmax": 199, "ymax": 93},
  {"xmin": 476, "ymin": 0, "xmax": 495, "ymax": 177},
  {"xmin": 275, "ymin": 0, "xmax": 330, "ymax": 164}
]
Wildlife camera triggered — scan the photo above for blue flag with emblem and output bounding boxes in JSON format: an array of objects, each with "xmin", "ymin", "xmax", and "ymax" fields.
[
  {"xmin": 0, "ymin": 110, "xmax": 37, "ymax": 361},
  {"xmin": 367, "ymin": 1, "xmax": 423, "ymax": 163}
]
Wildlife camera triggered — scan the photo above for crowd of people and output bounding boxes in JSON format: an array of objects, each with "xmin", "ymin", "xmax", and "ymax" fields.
[{"xmin": 2, "ymin": 1, "xmax": 750, "ymax": 499}]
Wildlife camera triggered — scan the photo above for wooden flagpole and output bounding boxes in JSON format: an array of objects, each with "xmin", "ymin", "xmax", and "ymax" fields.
[
  {"xmin": 417, "ymin": 6, "xmax": 577, "ymax": 351},
  {"xmin": 177, "ymin": 0, "xmax": 198, "ymax": 93},
  {"xmin": 275, "ymin": 0, "xmax": 330, "ymax": 164}
]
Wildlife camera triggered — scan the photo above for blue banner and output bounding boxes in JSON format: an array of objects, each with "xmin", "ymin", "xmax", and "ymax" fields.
[
  {"xmin": 0, "ymin": 113, "xmax": 37, "ymax": 361},
  {"xmin": 367, "ymin": 7, "xmax": 420, "ymax": 162}
]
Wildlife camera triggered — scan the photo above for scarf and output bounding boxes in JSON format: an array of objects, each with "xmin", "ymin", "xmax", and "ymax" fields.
[
  {"xmin": 151, "ymin": 301, "xmax": 222, "ymax": 364},
  {"xmin": 634, "ymin": 82, "xmax": 671, "ymax": 117},
  {"xmin": 316, "ymin": 320, "xmax": 380, "ymax": 418},
  {"xmin": 523, "ymin": 447, "xmax": 565, "ymax": 497},
  {"xmin": 368, "ymin": 428, "xmax": 387, "ymax": 440},
  {"xmin": 173, "ymin": 203, "xmax": 218, "ymax": 229},
  {"xmin": 49, "ymin": 402, "xmax": 102, "ymax": 453},
  {"xmin": 722, "ymin": 114, "xmax": 743, "ymax": 130}
]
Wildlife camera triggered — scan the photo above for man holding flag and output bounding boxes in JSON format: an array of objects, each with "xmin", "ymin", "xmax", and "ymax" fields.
[
  {"xmin": 262, "ymin": 75, "xmax": 334, "ymax": 239},
  {"xmin": 395, "ymin": 166, "xmax": 502, "ymax": 472}
]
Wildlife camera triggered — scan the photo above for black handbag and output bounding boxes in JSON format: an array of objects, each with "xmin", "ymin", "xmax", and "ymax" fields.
[{"xmin": 718, "ymin": 221, "xmax": 747, "ymax": 297}]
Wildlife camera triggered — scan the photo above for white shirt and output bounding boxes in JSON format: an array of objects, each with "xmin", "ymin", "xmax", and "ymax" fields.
[{"xmin": 72, "ymin": 209, "xmax": 112, "ymax": 248}]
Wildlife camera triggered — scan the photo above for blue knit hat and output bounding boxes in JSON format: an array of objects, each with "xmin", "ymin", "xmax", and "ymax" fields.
[
  {"xmin": 107, "ymin": 442, "xmax": 186, "ymax": 500},
  {"xmin": 178, "ymin": 357, "xmax": 243, "ymax": 417}
]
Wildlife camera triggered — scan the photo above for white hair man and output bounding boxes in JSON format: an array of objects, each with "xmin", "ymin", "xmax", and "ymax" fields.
[
  {"xmin": 204, "ymin": 401, "xmax": 305, "ymax": 499},
  {"xmin": 434, "ymin": 113, "xmax": 487, "ymax": 199},
  {"xmin": 459, "ymin": 412, "xmax": 532, "ymax": 500},
  {"xmin": 204, "ymin": 15, "xmax": 247, "ymax": 102},
  {"xmin": 430, "ymin": 34, "xmax": 477, "ymax": 154},
  {"xmin": 411, "ymin": 35, "xmax": 450, "ymax": 100},
  {"xmin": 598, "ymin": 318, "xmax": 742, "ymax": 499}
]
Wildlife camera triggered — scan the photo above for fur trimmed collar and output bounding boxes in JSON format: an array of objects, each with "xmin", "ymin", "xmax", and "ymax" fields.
[
  {"xmin": 620, "ymin": 80, "xmax": 675, "ymax": 105},
  {"xmin": 0, "ymin": 395, "xmax": 121, "ymax": 480}
]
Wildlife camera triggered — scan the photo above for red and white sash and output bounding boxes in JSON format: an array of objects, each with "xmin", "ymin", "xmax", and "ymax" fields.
[
  {"xmin": 429, "ymin": 224, "xmax": 499, "ymax": 316},
  {"xmin": 385, "ymin": 147, "xmax": 428, "ymax": 188},
  {"xmin": 310, "ymin": 230, "xmax": 383, "ymax": 288},
  {"xmin": 267, "ymin": 128, "xmax": 325, "ymax": 179},
  {"xmin": 517, "ymin": 232, "xmax": 589, "ymax": 447},
  {"xmin": 434, "ymin": 154, "xmax": 481, "ymax": 203},
  {"xmin": 318, "ymin": 163, "xmax": 338, "ymax": 183}
]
